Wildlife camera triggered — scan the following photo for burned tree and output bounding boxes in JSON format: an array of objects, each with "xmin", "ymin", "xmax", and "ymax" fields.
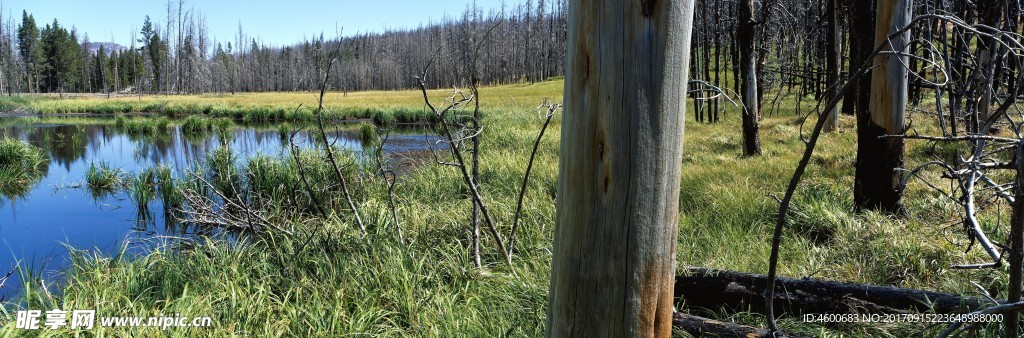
[
  {"xmin": 823, "ymin": 0, "xmax": 841, "ymax": 132},
  {"xmin": 546, "ymin": 0, "xmax": 695, "ymax": 336},
  {"xmin": 853, "ymin": 0, "xmax": 911, "ymax": 213},
  {"xmin": 737, "ymin": 0, "xmax": 762, "ymax": 155}
]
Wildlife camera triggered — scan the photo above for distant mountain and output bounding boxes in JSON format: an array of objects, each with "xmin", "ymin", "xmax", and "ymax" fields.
[{"xmin": 85, "ymin": 42, "xmax": 126, "ymax": 54}]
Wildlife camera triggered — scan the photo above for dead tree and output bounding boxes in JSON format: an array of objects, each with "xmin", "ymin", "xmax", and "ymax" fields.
[
  {"xmin": 738, "ymin": 0, "xmax": 762, "ymax": 155},
  {"xmin": 853, "ymin": 0, "xmax": 911, "ymax": 213},
  {"xmin": 823, "ymin": 0, "xmax": 842, "ymax": 132},
  {"xmin": 546, "ymin": 0, "xmax": 695, "ymax": 336},
  {"xmin": 974, "ymin": 0, "xmax": 1004, "ymax": 132}
]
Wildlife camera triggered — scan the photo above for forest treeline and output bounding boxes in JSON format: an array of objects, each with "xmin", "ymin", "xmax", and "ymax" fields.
[
  {"xmin": 0, "ymin": 0, "xmax": 1016, "ymax": 103},
  {"xmin": 0, "ymin": 0, "xmax": 567, "ymax": 95}
]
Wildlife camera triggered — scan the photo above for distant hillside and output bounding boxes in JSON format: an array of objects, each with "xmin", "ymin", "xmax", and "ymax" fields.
[{"xmin": 85, "ymin": 42, "xmax": 126, "ymax": 54}]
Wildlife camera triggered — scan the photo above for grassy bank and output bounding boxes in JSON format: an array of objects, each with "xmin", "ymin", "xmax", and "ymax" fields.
[
  {"xmin": 0, "ymin": 81, "xmax": 565, "ymax": 125},
  {"xmin": 0, "ymin": 80, "xmax": 1005, "ymax": 336}
]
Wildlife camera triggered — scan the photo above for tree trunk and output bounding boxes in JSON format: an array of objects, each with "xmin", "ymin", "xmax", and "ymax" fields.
[
  {"xmin": 738, "ymin": 0, "xmax": 761, "ymax": 155},
  {"xmin": 823, "ymin": 0, "xmax": 841, "ymax": 132},
  {"xmin": 1007, "ymin": 140, "xmax": 1024, "ymax": 337},
  {"xmin": 677, "ymin": 267, "xmax": 990, "ymax": 316},
  {"xmin": 846, "ymin": 0, "xmax": 875, "ymax": 116},
  {"xmin": 976, "ymin": 0, "xmax": 1004, "ymax": 134},
  {"xmin": 546, "ymin": 0, "xmax": 694, "ymax": 337},
  {"xmin": 853, "ymin": 0, "xmax": 909, "ymax": 213}
]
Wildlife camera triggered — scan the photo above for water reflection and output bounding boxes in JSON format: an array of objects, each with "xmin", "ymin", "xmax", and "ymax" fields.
[{"xmin": 0, "ymin": 117, "xmax": 444, "ymax": 300}]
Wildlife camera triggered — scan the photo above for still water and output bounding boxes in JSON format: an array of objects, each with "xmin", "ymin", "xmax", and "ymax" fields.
[{"xmin": 0, "ymin": 117, "xmax": 442, "ymax": 300}]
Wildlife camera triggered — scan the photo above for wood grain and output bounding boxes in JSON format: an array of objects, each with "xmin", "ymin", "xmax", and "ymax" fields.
[{"xmin": 546, "ymin": 0, "xmax": 695, "ymax": 337}]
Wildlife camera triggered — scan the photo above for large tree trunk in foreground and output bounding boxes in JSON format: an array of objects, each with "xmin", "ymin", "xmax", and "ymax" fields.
[
  {"xmin": 854, "ymin": 0, "xmax": 910, "ymax": 213},
  {"xmin": 676, "ymin": 267, "xmax": 990, "ymax": 316},
  {"xmin": 546, "ymin": 0, "xmax": 695, "ymax": 337},
  {"xmin": 738, "ymin": 0, "xmax": 762, "ymax": 156}
]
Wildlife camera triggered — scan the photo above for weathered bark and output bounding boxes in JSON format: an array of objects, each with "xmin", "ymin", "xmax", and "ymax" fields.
[
  {"xmin": 845, "ymin": 0, "xmax": 874, "ymax": 116},
  {"xmin": 976, "ymin": 0, "xmax": 1004, "ymax": 133},
  {"xmin": 853, "ymin": 0, "xmax": 909, "ymax": 213},
  {"xmin": 677, "ymin": 268, "xmax": 990, "ymax": 316},
  {"xmin": 737, "ymin": 0, "xmax": 761, "ymax": 155},
  {"xmin": 1007, "ymin": 140, "xmax": 1024, "ymax": 337},
  {"xmin": 823, "ymin": 0, "xmax": 842, "ymax": 132},
  {"xmin": 546, "ymin": 0, "xmax": 695, "ymax": 336},
  {"xmin": 672, "ymin": 313, "xmax": 812, "ymax": 338}
]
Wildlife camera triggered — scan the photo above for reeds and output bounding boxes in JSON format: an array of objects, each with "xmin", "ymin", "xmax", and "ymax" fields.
[
  {"xmin": 0, "ymin": 138, "xmax": 49, "ymax": 198},
  {"xmin": 114, "ymin": 116, "xmax": 171, "ymax": 136},
  {"xmin": 128, "ymin": 167, "xmax": 157, "ymax": 219},
  {"xmin": 181, "ymin": 116, "xmax": 234, "ymax": 137},
  {"xmin": 84, "ymin": 161, "xmax": 124, "ymax": 197},
  {"xmin": 358, "ymin": 123, "xmax": 378, "ymax": 145}
]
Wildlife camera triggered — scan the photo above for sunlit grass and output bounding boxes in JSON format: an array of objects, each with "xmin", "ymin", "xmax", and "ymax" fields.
[
  {"xmin": 85, "ymin": 161, "xmax": 124, "ymax": 198},
  {"xmin": 0, "ymin": 80, "xmax": 1005, "ymax": 336},
  {"xmin": 0, "ymin": 138, "xmax": 49, "ymax": 199},
  {"xmin": 0, "ymin": 80, "xmax": 566, "ymax": 124}
]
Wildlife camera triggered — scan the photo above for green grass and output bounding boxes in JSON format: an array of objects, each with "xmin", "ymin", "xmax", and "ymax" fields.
[
  {"xmin": 0, "ymin": 81, "xmax": 565, "ymax": 125},
  {"xmin": 180, "ymin": 115, "xmax": 235, "ymax": 137},
  {"xmin": 0, "ymin": 138, "xmax": 49, "ymax": 198},
  {"xmin": 181, "ymin": 115, "xmax": 210, "ymax": 134},
  {"xmin": 129, "ymin": 167, "xmax": 158, "ymax": 219},
  {"xmin": 359, "ymin": 123, "xmax": 378, "ymax": 145},
  {"xmin": 0, "ymin": 80, "xmax": 1008, "ymax": 336},
  {"xmin": 84, "ymin": 161, "xmax": 124, "ymax": 198},
  {"xmin": 115, "ymin": 116, "xmax": 171, "ymax": 136},
  {"xmin": 155, "ymin": 165, "xmax": 181, "ymax": 215}
]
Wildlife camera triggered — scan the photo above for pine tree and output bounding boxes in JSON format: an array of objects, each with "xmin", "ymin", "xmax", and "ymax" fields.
[
  {"xmin": 140, "ymin": 16, "xmax": 163, "ymax": 93},
  {"xmin": 17, "ymin": 11, "xmax": 41, "ymax": 92}
]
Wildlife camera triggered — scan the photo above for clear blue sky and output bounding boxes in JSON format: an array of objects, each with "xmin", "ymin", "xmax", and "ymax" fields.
[{"xmin": 3, "ymin": 0, "xmax": 513, "ymax": 47}]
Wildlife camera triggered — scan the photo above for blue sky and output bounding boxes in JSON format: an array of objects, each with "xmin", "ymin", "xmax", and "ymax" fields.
[{"xmin": 3, "ymin": 0, "xmax": 512, "ymax": 47}]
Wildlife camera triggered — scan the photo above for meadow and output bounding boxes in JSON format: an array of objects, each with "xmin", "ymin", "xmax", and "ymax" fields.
[
  {"xmin": 6, "ymin": 80, "xmax": 566, "ymax": 125},
  {"xmin": 0, "ymin": 79, "xmax": 1004, "ymax": 337}
]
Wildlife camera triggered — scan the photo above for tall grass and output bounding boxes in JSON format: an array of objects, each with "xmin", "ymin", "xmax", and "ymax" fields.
[
  {"xmin": 155, "ymin": 165, "xmax": 181, "ymax": 216},
  {"xmin": 5, "ymin": 80, "xmax": 566, "ymax": 124},
  {"xmin": 0, "ymin": 138, "xmax": 49, "ymax": 198},
  {"xmin": 129, "ymin": 168, "xmax": 157, "ymax": 219},
  {"xmin": 84, "ymin": 161, "xmax": 124, "ymax": 198},
  {"xmin": 180, "ymin": 116, "xmax": 235, "ymax": 136},
  {"xmin": 115, "ymin": 117, "xmax": 171, "ymax": 136},
  {"xmin": 0, "ymin": 84, "xmax": 1003, "ymax": 336},
  {"xmin": 359, "ymin": 123, "xmax": 378, "ymax": 145}
]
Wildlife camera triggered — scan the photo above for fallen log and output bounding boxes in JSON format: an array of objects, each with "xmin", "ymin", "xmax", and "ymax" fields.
[
  {"xmin": 672, "ymin": 312, "xmax": 813, "ymax": 338},
  {"xmin": 676, "ymin": 267, "xmax": 992, "ymax": 316}
]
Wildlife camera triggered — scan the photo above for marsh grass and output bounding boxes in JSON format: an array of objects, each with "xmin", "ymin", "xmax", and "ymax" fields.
[
  {"xmin": 115, "ymin": 117, "xmax": 171, "ymax": 137},
  {"xmin": 181, "ymin": 115, "xmax": 210, "ymax": 134},
  {"xmin": 154, "ymin": 165, "xmax": 181, "ymax": 216},
  {"xmin": 129, "ymin": 168, "xmax": 158, "ymax": 219},
  {"xmin": 84, "ymin": 161, "xmax": 124, "ymax": 198},
  {"xmin": 0, "ymin": 139, "xmax": 49, "ymax": 198},
  {"xmin": 359, "ymin": 123, "xmax": 378, "ymax": 145},
  {"xmin": 0, "ymin": 81, "xmax": 1006, "ymax": 336},
  {"xmin": 1, "ymin": 81, "xmax": 565, "ymax": 125}
]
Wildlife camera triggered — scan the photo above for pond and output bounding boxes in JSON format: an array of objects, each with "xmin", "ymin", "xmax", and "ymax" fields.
[{"xmin": 0, "ymin": 116, "xmax": 444, "ymax": 300}]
